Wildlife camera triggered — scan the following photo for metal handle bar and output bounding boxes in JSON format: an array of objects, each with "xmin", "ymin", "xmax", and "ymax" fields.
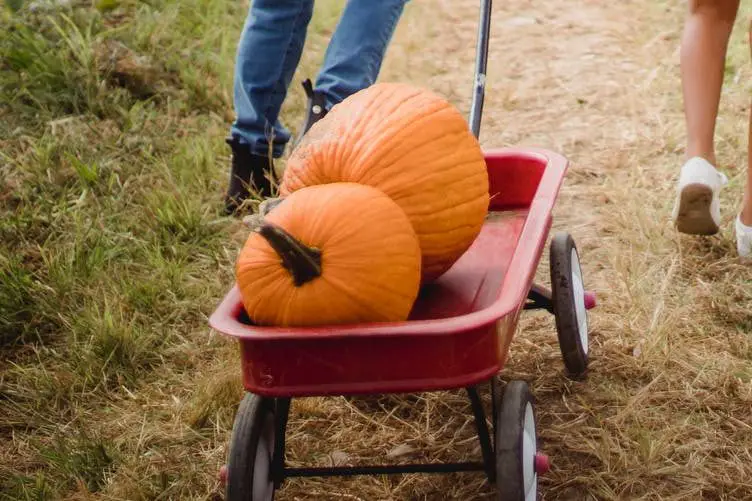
[{"xmin": 468, "ymin": 0, "xmax": 492, "ymax": 140}]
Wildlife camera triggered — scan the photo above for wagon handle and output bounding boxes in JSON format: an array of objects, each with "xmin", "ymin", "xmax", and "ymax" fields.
[{"xmin": 468, "ymin": 0, "xmax": 492, "ymax": 140}]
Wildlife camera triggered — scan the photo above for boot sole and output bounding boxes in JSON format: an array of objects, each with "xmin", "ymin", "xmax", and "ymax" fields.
[{"xmin": 674, "ymin": 183, "xmax": 719, "ymax": 235}]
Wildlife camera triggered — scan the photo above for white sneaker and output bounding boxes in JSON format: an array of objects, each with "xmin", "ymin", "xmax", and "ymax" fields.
[
  {"xmin": 736, "ymin": 215, "xmax": 752, "ymax": 258},
  {"xmin": 671, "ymin": 157, "xmax": 729, "ymax": 235}
]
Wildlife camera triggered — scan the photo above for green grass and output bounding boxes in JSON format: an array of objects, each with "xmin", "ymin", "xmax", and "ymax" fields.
[{"xmin": 0, "ymin": 0, "xmax": 352, "ymax": 497}]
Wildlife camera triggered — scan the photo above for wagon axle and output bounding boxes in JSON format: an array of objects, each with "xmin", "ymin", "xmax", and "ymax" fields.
[{"xmin": 218, "ymin": 453, "xmax": 552, "ymax": 486}]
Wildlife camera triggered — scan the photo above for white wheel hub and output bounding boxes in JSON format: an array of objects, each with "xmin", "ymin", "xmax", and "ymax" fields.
[
  {"xmin": 570, "ymin": 247, "xmax": 589, "ymax": 354},
  {"xmin": 522, "ymin": 402, "xmax": 537, "ymax": 501}
]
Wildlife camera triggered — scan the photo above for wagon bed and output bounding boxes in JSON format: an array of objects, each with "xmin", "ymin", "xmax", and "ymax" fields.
[{"xmin": 210, "ymin": 147, "xmax": 572, "ymax": 398}]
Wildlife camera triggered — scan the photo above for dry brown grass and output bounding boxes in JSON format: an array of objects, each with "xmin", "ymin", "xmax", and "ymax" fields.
[{"xmin": 3, "ymin": 0, "xmax": 751, "ymax": 499}]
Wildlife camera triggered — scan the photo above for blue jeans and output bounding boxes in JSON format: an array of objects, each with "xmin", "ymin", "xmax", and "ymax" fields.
[{"xmin": 230, "ymin": 0, "xmax": 409, "ymax": 158}]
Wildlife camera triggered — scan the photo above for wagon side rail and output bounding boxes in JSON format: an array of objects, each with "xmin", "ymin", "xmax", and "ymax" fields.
[{"xmin": 208, "ymin": 146, "xmax": 568, "ymax": 341}]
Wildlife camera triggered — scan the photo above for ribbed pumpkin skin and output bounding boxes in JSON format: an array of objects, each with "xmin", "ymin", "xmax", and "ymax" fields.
[
  {"xmin": 236, "ymin": 183, "xmax": 422, "ymax": 327},
  {"xmin": 280, "ymin": 83, "xmax": 489, "ymax": 282}
]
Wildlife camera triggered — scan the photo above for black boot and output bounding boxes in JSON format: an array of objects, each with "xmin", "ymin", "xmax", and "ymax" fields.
[
  {"xmin": 294, "ymin": 79, "xmax": 329, "ymax": 148},
  {"xmin": 223, "ymin": 137, "xmax": 275, "ymax": 215}
]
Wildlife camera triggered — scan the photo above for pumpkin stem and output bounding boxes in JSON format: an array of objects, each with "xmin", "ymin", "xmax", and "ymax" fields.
[
  {"xmin": 256, "ymin": 222, "xmax": 322, "ymax": 286},
  {"xmin": 258, "ymin": 197, "xmax": 284, "ymax": 216}
]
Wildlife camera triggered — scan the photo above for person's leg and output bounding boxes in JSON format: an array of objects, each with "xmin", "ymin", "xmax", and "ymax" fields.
[
  {"xmin": 314, "ymin": 0, "xmax": 409, "ymax": 107},
  {"xmin": 744, "ymin": 63, "xmax": 752, "ymax": 227},
  {"xmin": 225, "ymin": 0, "xmax": 313, "ymax": 213},
  {"xmin": 744, "ymin": 101, "xmax": 752, "ymax": 223},
  {"xmin": 672, "ymin": 0, "xmax": 739, "ymax": 235},
  {"xmin": 232, "ymin": 0, "xmax": 314, "ymax": 156},
  {"xmin": 682, "ymin": 0, "xmax": 740, "ymax": 164},
  {"xmin": 736, "ymin": 19, "xmax": 752, "ymax": 256},
  {"xmin": 291, "ymin": 0, "xmax": 408, "ymax": 146},
  {"xmin": 736, "ymin": 101, "xmax": 752, "ymax": 256}
]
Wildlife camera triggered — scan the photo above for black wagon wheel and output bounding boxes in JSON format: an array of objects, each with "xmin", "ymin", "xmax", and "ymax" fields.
[
  {"xmin": 549, "ymin": 231, "xmax": 589, "ymax": 378},
  {"xmin": 495, "ymin": 380, "xmax": 539, "ymax": 501},
  {"xmin": 226, "ymin": 393, "xmax": 277, "ymax": 501}
]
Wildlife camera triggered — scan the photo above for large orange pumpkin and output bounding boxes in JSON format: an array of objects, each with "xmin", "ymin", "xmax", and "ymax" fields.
[
  {"xmin": 281, "ymin": 82, "xmax": 489, "ymax": 282},
  {"xmin": 236, "ymin": 182, "xmax": 422, "ymax": 327}
]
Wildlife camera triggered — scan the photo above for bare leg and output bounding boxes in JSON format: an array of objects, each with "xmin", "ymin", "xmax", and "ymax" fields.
[
  {"xmin": 681, "ymin": 0, "xmax": 740, "ymax": 165},
  {"xmin": 737, "ymin": 73, "xmax": 752, "ymax": 256},
  {"xmin": 744, "ymin": 101, "xmax": 752, "ymax": 225},
  {"xmin": 743, "ymin": 20, "xmax": 752, "ymax": 226}
]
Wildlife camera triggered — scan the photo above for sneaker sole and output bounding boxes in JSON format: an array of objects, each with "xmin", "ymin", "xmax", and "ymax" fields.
[{"xmin": 674, "ymin": 183, "xmax": 719, "ymax": 235}]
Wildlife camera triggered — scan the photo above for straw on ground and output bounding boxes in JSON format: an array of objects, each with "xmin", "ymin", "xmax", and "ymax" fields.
[{"xmin": 1, "ymin": 0, "xmax": 750, "ymax": 499}]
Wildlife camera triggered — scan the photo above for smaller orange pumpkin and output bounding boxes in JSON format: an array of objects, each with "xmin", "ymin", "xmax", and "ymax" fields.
[{"xmin": 235, "ymin": 182, "xmax": 422, "ymax": 327}]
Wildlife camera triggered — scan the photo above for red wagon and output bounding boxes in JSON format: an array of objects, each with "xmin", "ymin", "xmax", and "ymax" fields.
[
  {"xmin": 209, "ymin": 2, "xmax": 596, "ymax": 499},
  {"xmin": 210, "ymin": 145, "xmax": 596, "ymax": 500}
]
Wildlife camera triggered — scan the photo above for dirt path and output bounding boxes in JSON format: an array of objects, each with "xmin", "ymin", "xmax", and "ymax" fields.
[{"xmin": 275, "ymin": 1, "xmax": 752, "ymax": 500}]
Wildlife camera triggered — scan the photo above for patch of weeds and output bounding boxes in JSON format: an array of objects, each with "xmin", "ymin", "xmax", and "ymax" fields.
[
  {"xmin": 129, "ymin": 243, "xmax": 205, "ymax": 327},
  {"xmin": 119, "ymin": 98, "xmax": 160, "ymax": 137},
  {"xmin": 41, "ymin": 225, "xmax": 122, "ymax": 296},
  {"xmin": 0, "ymin": 473, "xmax": 57, "ymax": 501},
  {"xmin": 183, "ymin": 366, "xmax": 242, "ymax": 429},
  {"xmin": 4, "ymin": 0, "xmax": 23, "ymax": 13},
  {"xmin": 63, "ymin": 296, "xmax": 165, "ymax": 389},
  {"xmin": 0, "ymin": 358, "xmax": 81, "ymax": 419},
  {"xmin": 167, "ymin": 129, "xmax": 221, "ymax": 190},
  {"xmin": 122, "ymin": 0, "xmax": 242, "ymax": 109},
  {"xmin": 701, "ymin": 274, "xmax": 752, "ymax": 334},
  {"xmin": 124, "ymin": 278, "xmax": 171, "ymax": 317},
  {"xmin": 37, "ymin": 431, "xmax": 117, "ymax": 493},
  {"xmin": 148, "ymin": 191, "xmax": 216, "ymax": 246},
  {"xmin": 0, "ymin": 255, "xmax": 60, "ymax": 347},
  {"xmin": 732, "ymin": 367, "xmax": 752, "ymax": 383},
  {"xmin": 93, "ymin": 38, "xmax": 169, "ymax": 100},
  {"xmin": 1, "ymin": 10, "xmax": 108, "ymax": 123},
  {"xmin": 61, "ymin": 149, "xmax": 124, "ymax": 198},
  {"xmin": 723, "ymin": 6, "xmax": 752, "ymax": 83},
  {"xmin": 127, "ymin": 236, "xmax": 234, "ymax": 331},
  {"xmin": 0, "ymin": 255, "xmax": 38, "ymax": 346},
  {"xmin": 6, "ymin": 134, "xmax": 118, "ymax": 211}
]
